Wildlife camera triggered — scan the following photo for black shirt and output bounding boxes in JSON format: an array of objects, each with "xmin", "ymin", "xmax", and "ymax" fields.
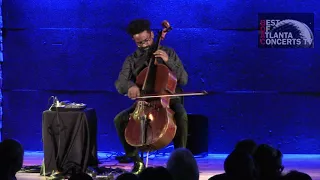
[{"xmin": 114, "ymin": 45, "xmax": 188, "ymax": 95}]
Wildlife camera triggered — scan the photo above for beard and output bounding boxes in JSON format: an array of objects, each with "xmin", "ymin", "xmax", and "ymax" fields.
[
  {"xmin": 138, "ymin": 45, "xmax": 151, "ymax": 52},
  {"xmin": 138, "ymin": 42, "xmax": 156, "ymax": 54}
]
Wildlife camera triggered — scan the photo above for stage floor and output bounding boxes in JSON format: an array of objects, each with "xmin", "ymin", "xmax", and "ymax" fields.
[{"xmin": 17, "ymin": 151, "xmax": 320, "ymax": 180}]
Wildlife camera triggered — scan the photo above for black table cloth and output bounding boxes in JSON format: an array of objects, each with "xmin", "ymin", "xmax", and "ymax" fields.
[{"xmin": 42, "ymin": 108, "xmax": 98, "ymax": 175}]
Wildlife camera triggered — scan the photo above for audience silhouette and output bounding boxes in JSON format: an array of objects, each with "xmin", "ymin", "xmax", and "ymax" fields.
[
  {"xmin": 1, "ymin": 138, "xmax": 312, "ymax": 180},
  {"xmin": 0, "ymin": 139, "xmax": 24, "ymax": 180}
]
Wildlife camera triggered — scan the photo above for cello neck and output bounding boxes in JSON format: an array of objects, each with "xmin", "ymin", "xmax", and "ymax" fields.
[{"xmin": 141, "ymin": 20, "xmax": 172, "ymax": 93}]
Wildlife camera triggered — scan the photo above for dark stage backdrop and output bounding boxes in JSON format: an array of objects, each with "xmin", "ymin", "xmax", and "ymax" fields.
[{"xmin": 1, "ymin": 1, "xmax": 320, "ymax": 153}]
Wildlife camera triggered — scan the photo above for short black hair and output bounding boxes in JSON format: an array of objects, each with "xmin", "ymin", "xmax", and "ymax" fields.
[
  {"xmin": 234, "ymin": 139, "xmax": 257, "ymax": 155},
  {"xmin": 127, "ymin": 19, "xmax": 151, "ymax": 36}
]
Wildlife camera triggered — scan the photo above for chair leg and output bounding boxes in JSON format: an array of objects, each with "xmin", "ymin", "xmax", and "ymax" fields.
[
  {"xmin": 145, "ymin": 151, "xmax": 150, "ymax": 167},
  {"xmin": 140, "ymin": 151, "xmax": 143, "ymax": 161}
]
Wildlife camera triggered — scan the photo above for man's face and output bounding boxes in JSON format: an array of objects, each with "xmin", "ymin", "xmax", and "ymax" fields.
[{"xmin": 132, "ymin": 30, "xmax": 154, "ymax": 50}]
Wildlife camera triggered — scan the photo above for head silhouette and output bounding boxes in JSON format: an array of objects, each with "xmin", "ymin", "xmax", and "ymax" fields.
[
  {"xmin": 224, "ymin": 150, "xmax": 256, "ymax": 180},
  {"xmin": 253, "ymin": 144, "xmax": 284, "ymax": 179},
  {"xmin": 0, "ymin": 139, "xmax": 24, "ymax": 179},
  {"xmin": 139, "ymin": 166, "xmax": 172, "ymax": 180},
  {"xmin": 166, "ymin": 148, "xmax": 199, "ymax": 180}
]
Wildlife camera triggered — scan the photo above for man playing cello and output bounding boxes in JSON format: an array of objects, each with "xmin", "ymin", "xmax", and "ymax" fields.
[{"xmin": 114, "ymin": 19, "xmax": 188, "ymax": 174}]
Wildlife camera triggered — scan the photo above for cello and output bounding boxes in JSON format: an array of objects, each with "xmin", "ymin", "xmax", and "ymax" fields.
[{"xmin": 124, "ymin": 20, "xmax": 207, "ymax": 152}]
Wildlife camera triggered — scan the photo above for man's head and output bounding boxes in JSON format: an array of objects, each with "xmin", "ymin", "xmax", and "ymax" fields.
[
  {"xmin": 166, "ymin": 148, "xmax": 199, "ymax": 180},
  {"xmin": 0, "ymin": 139, "xmax": 24, "ymax": 176},
  {"xmin": 224, "ymin": 150, "xmax": 256, "ymax": 180},
  {"xmin": 138, "ymin": 166, "xmax": 172, "ymax": 180},
  {"xmin": 234, "ymin": 139, "xmax": 257, "ymax": 155},
  {"xmin": 127, "ymin": 19, "xmax": 154, "ymax": 51},
  {"xmin": 253, "ymin": 144, "xmax": 284, "ymax": 178}
]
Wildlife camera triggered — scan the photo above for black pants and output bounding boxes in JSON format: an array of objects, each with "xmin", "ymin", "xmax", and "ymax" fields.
[{"xmin": 114, "ymin": 100, "xmax": 188, "ymax": 158}]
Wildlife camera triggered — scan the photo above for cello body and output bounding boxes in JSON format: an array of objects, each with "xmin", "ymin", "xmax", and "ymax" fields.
[{"xmin": 125, "ymin": 64, "xmax": 178, "ymax": 151}]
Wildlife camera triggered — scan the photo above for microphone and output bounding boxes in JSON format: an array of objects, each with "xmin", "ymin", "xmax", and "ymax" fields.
[{"xmin": 53, "ymin": 96, "xmax": 61, "ymax": 107}]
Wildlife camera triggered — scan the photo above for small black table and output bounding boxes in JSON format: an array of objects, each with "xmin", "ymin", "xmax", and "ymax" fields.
[{"xmin": 42, "ymin": 108, "xmax": 98, "ymax": 175}]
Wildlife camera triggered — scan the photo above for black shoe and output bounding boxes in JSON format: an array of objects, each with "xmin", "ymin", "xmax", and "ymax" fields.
[
  {"xmin": 131, "ymin": 160, "xmax": 145, "ymax": 175},
  {"xmin": 48, "ymin": 171, "xmax": 70, "ymax": 180}
]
